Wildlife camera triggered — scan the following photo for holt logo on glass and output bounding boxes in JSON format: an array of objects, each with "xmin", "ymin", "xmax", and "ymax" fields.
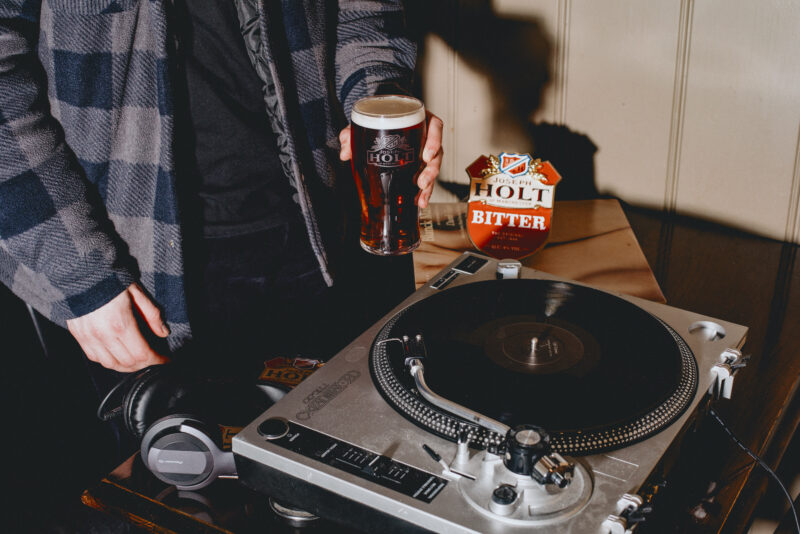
[{"xmin": 368, "ymin": 134, "xmax": 416, "ymax": 167}]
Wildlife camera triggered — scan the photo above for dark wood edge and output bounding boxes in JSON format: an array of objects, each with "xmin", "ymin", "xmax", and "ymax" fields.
[
  {"xmin": 721, "ymin": 378, "xmax": 800, "ymax": 533},
  {"xmin": 82, "ymin": 479, "xmax": 233, "ymax": 534}
]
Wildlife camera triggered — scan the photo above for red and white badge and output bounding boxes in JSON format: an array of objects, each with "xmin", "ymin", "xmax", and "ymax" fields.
[{"xmin": 466, "ymin": 153, "xmax": 561, "ymax": 260}]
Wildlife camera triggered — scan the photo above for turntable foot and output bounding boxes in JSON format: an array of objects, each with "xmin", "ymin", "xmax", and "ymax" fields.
[{"xmin": 268, "ymin": 498, "xmax": 318, "ymax": 527}]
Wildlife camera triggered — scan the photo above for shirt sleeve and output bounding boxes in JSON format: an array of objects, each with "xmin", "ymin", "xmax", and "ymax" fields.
[
  {"xmin": 0, "ymin": 0, "xmax": 136, "ymax": 324},
  {"xmin": 335, "ymin": 0, "xmax": 418, "ymax": 119}
]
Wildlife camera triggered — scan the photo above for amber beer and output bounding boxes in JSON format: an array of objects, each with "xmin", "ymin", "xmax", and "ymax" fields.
[{"xmin": 351, "ymin": 95, "xmax": 426, "ymax": 255}]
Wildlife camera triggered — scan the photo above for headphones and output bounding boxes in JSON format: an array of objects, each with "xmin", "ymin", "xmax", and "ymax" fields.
[
  {"xmin": 140, "ymin": 414, "xmax": 236, "ymax": 490},
  {"xmin": 99, "ymin": 363, "xmax": 273, "ymax": 490}
]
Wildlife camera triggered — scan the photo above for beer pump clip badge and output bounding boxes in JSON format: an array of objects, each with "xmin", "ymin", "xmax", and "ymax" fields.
[{"xmin": 466, "ymin": 153, "xmax": 561, "ymax": 259}]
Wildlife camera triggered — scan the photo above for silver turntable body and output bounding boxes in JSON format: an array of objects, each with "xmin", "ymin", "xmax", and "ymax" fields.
[{"xmin": 233, "ymin": 252, "xmax": 748, "ymax": 533}]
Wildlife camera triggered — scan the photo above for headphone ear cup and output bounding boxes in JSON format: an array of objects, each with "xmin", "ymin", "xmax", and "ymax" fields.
[
  {"xmin": 114, "ymin": 362, "xmax": 274, "ymax": 488},
  {"xmin": 123, "ymin": 365, "xmax": 183, "ymax": 439},
  {"xmin": 140, "ymin": 415, "xmax": 236, "ymax": 491},
  {"xmin": 120, "ymin": 363, "xmax": 273, "ymax": 440}
]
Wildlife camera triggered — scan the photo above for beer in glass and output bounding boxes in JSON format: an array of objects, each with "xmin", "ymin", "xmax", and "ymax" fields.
[{"xmin": 350, "ymin": 95, "xmax": 426, "ymax": 255}]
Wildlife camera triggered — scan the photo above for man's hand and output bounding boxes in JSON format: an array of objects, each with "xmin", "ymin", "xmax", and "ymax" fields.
[
  {"xmin": 339, "ymin": 111, "xmax": 444, "ymax": 208},
  {"xmin": 66, "ymin": 283, "xmax": 170, "ymax": 372}
]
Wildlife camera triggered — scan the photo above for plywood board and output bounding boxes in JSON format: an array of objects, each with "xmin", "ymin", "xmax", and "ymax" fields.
[{"xmin": 414, "ymin": 200, "xmax": 665, "ymax": 303}]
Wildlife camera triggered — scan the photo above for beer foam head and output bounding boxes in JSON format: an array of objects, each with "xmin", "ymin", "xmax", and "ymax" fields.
[{"xmin": 351, "ymin": 95, "xmax": 426, "ymax": 130}]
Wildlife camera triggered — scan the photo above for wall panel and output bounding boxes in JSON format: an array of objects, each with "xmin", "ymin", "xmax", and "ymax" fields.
[
  {"xmin": 420, "ymin": 1, "xmax": 800, "ymax": 242},
  {"xmin": 564, "ymin": 0, "xmax": 682, "ymax": 207},
  {"xmin": 421, "ymin": 0, "xmax": 559, "ymax": 196},
  {"xmin": 419, "ymin": 33, "xmax": 457, "ymax": 185},
  {"xmin": 675, "ymin": 1, "xmax": 800, "ymax": 239}
]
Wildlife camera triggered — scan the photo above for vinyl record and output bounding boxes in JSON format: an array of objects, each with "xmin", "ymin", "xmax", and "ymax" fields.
[{"xmin": 370, "ymin": 279, "xmax": 698, "ymax": 455}]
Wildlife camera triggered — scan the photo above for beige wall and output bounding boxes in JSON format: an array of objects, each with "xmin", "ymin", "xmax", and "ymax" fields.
[{"xmin": 418, "ymin": 0, "xmax": 800, "ymax": 242}]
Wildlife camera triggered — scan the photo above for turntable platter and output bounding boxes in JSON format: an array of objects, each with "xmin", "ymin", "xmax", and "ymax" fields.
[{"xmin": 370, "ymin": 280, "xmax": 698, "ymax": 455}]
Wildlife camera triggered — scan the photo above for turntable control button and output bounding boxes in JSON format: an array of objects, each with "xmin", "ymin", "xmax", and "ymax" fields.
[
  {"xmin": 431, "ymin": 269, "xmax": 459, "ymax": 289},
  {"xmin": 258, "ymin": 418, "xmax": 290, "ymax": 440},
  {"xmin": 453, "ymin": 255, "xmax": 488, "ymax": 274},
  {"xmin": 491, "ymin": 484, "xmax": 517, "ymax": 505}
]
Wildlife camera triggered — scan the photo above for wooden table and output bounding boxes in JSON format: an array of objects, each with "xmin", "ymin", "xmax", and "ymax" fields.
[
  {"xmin": 415, "ymin": 200, "xmax": 665, "ymax": 302},
  {"xmin": 82, "ymin": 201, "xmax": 800, "ymax": 533}
]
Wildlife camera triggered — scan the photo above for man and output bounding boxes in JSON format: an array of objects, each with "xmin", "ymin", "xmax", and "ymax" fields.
[{"xmin": 0, "ymin": 0, "xmax": 443, "ymax": 375}]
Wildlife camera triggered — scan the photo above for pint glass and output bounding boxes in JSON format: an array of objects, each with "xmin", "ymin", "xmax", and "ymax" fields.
[{"xmin": 350, "ymin": 95, "xmax": 426, "ymax": 255}]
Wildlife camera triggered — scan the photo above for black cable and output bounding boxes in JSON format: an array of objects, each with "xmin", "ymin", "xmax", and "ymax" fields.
[
  {"xmin": 709, "ymin": 407, "xmax": 800, "ymax": 534},
  {"xmin": 25, "ymin": 303, "xmax": 50, "ymax": 359}
]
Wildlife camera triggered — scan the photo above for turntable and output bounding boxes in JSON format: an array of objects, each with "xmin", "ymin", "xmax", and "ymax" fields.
[{"xmin": 232, "ymin": 253, "xmax": 748, "ymax": 533}]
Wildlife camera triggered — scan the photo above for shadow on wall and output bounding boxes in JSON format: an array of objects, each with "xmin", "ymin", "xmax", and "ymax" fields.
[{"xmin": 405, "ymin": 0, "xmax": 599, "ymax": 201}]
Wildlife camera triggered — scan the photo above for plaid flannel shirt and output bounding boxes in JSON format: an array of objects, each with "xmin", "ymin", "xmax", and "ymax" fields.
[{"xmin": 0, "ymin": 0, "xmax": 415, "ymax": 350}]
